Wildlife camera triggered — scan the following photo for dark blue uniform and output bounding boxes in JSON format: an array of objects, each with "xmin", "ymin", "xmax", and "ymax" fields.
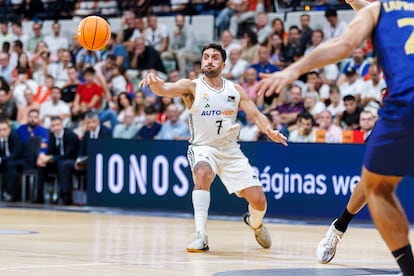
[{"xmin": 365, "ymin": 0, "xmax": 414, "ymax": 176}]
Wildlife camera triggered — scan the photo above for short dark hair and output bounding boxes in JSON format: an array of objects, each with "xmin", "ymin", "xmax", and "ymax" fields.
[
  {"xmin": 83, "ymin": 66, "xmax": 96, "ymax": 75},
  {"xmin": 106, "ymin": 54, "xmax": 116, "ymax": 61},
  {"xmin": 0, "ymin": 117, "xmax": 10, "ymax": 126},
  {"xmin": 325, "ymin": 9, "xmax": 338, "ymax": 18},
  {"xmin": 289, "ymin": 25, "xmax": 301, "ymax": 33},
  {"xmin": 307, "ymin": 70, "xmax": 319, "ymax": 77},
  {"xmin": 50, "ymin": 116, "xmax": 62, "ymax": 122},
  {"xmin": 201, "ymin": 43, "xmax": 227, "ymax": 62},
  {"xmin": 14, "ymin": 40, "xmax": 23, "ymax": 48},
  {"xmin": 85, "ymin": 110, "xmax": 99, "ymax": 119},
  {"xmin": 28, "ymin": 109, "xmax": 39, "ymax": 115},
  {"xmin": 52, "ymin": 86, "xmax": 61, "ymax": 92},
  {"xmin": 11, "ymin": 20, "xmax": 22, "ymax": 28},
  {"xmin": 343, "ymin": 94, "xmax": 356, "ymax": 102},
  {"xmin": 144, "ymin": 106, "xmax": 157, "ymax": 115},
  {"xmin": 297, "ymin": 112, "xmax": 315, "ymax": 125}
]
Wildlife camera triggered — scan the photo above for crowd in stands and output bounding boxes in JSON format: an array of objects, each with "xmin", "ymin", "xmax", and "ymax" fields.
[{"xmin": 0, "ymin": 0, "xmax": 383, "ymax": 205}]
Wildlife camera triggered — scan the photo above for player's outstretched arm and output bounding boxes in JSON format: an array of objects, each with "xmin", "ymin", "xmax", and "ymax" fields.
[
  {"xmin": 139, "ymin": 72, "xmax": 194, "ymax": 98},
  {"xmin": 346, "ymin": 0, "xmax": 371, "ymax": 11},
  {"xmin": 256, "ymin": 2, "xmax": 380, "ymax": 96},
  {"xmin": 236, "ymin": 85, "xmax": 288, "ymax": 146}
]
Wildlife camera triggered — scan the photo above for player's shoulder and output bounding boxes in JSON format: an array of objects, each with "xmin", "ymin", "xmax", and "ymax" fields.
[
  {"xmin": 177, "ymin": 78, "xmax": 197, "ymax": 94},
  {"xmin": 177, "ymin": 78, "xmax": 196, "ymax": 87},
  {"xmin": 360, "ymin": 1, "xmax": 381, "ymax": 18},
  {"xmin": 230, "ymin": 82, "xmax": 246, "ymax": 95}
]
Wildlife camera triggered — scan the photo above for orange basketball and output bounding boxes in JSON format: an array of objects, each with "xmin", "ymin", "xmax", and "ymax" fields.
[{"xmin": 76, "ymin": 16, "xmax": 111, "ymax": 51}]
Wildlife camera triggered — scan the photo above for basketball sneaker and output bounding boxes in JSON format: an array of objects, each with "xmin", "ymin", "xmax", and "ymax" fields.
[
  {"xmin": 186, "ymin": 232, "xmax": 209, "ymax": 253},
  {"xmin": 316, "ymin": 219, "xmax": 344, "ymax": 264},
  {"xmin": 243, "ymin": 212, "xmax": 272, "ymax": 249}
]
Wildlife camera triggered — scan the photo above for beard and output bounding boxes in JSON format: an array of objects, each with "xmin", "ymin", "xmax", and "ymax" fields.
[
  {"xmin": 202, "ymin": 67, "xmax": 220, "ymax": 78},
  {"xmin": 28, "ymin": 121, "xmax": 38, "ymax": 128}
]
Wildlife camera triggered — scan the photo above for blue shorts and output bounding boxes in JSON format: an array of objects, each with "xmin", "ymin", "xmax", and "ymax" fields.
[{"xmin": 364, "ymin": 103, "xmax": 414, "ymax": 176}]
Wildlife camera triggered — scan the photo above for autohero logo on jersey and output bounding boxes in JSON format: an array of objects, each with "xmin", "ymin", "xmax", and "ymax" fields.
[{"xmin": 201, "ymin": 109, "xmax": 235, "ymax": 116}]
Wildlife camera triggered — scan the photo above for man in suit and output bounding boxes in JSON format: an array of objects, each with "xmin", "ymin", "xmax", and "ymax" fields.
[
  {"xmin": 35, "ymin": 116, "xmax": 79, "ymax": 204},
  {"xmin": 0, "ymin": 118, "xmax": 29, "ymax": 201},
  {"xmin": 60, "ymin": 110, "xmax": 112, "ymax": 204},
  {"xmin": 77, "ymin": 110, "xmax": 112, "ymax": 161}
]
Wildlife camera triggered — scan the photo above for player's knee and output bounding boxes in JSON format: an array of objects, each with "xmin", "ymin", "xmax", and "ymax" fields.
[
  {"xmin": 245, "ymin": 190, "xmax": 266, "ymax": 210},
  {"xmin": 252, "ymin": 195, "xmax": 267, "ymax": 210},
  {"xmin": 194, "ymin": 162, "xmax": 213, "ymax": 179},
  {"xmin": 365, "ymin": 180, "xmax": 395, "ymax": 197}
]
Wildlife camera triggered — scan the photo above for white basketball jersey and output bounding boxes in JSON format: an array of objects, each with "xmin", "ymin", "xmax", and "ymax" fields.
[{"xmin": 189, "ymin": 77, "xmax": 241, "ymax": 147}]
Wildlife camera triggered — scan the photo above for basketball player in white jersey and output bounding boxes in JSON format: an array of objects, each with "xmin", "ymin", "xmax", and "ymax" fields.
[{"xmin": 140, "ymin": 43, "xmax": 288, "ymax": 252}]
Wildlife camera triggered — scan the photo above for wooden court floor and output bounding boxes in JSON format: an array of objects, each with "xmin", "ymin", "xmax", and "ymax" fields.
[{"xmin": 0, "ymin": 207, "xmax": 407, "ymax": 275}]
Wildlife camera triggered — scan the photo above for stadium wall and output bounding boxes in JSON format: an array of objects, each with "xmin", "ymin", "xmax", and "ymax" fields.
[{"xmin": 87, "ymin": 140, "xmax": 414, "ymax": 222}]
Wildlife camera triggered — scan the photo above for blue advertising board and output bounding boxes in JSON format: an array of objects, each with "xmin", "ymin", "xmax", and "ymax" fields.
[{"xmin": 88, "ymin": 139, "xmax": 414, "ymax": 221}]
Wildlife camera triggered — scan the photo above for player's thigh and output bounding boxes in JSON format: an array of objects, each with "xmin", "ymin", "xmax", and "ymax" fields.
[
  {"xmin": 217, "ymin": 146, "xmax": 261, "ymax": 194},
  {"xmin": 361, "ymin": 166, "xmax": 402, "ymax": 196},
  {"xmin": 187, "ymin": 145, "xmax": 217, "ymax": 186}
]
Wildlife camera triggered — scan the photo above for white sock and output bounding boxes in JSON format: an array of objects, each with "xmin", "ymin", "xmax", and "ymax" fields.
[
  {"xmin": 192, "ymin": 190, "xmax": 210, "ymax": 235},
  {"xmin": 248, "ymin": 203, "xmax": 267, "ymax": 229}
]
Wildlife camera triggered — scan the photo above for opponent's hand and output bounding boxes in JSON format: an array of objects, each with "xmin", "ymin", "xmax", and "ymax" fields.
[
  {"xmin": 266, "ymin": 127, "xmax": 288, "ymax": 146},
  {"xmin": 257, "ymin": 69, "xmax": 299, "ymax": 97},
  {"xmin": 139, "ymin": 73, "xmax": 164, "ymax": 88}
]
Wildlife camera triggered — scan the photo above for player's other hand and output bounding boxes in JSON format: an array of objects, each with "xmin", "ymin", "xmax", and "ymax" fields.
[
  {"xmin": 139, "ymin": 73, "xmax": 164, "ymax": 88},
  {"xmin": 266, "ymin": 127, "xmax": 288, "ymax": 146},
  {"xmin": 257, "ymin": 70, "xmax": 299, "ymax": 97}
]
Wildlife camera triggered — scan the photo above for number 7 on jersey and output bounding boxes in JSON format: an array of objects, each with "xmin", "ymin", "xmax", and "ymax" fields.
[{"xmin": 216, "ymin": 120, "xmax": 223, "ymax": 135}]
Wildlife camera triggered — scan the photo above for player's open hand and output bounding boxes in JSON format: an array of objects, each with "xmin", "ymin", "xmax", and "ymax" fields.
[
  {"xmin": 139, "ymin": 72, "xmax": 164, "ymax": 88},
  {"xmin": 266, "ymin": 127, "xmax": 288, "ymax": 146},
  {"xmin": 257, "ymin": 70, "xmax": 299, "ymax": 97}
]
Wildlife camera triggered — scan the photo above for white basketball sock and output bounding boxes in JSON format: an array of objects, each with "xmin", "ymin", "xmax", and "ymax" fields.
[
  {"xmin": 192, "ymin": 190, "xmax": 210, "ymax": 235},
  {"xmin": 248, "ymin": 203, "xmax": 267, "ymax": 229}
]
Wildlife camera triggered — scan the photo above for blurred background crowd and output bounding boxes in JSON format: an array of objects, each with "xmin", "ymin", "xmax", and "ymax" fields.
[{"xmin": 0, "ymin": 0, "xmax": 383, "ymax": 204}]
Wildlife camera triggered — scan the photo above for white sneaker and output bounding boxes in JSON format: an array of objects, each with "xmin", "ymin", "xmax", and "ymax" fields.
[
  {"xmin": 243, "ymin": 212, "xmax": 272, "ymax": 249},
  {"xmin": 186, "ymin": 232, "xmax": 209, "ymax": 253},
  {"xmin": 316, "ymin": 219, "xmax": 344, "ymax": 264}
]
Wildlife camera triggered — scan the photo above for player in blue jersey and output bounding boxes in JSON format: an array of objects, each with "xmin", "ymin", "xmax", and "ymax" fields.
[
  {"xmin": 311, "ymin": 0, "xmax": 378, "ymax": 265},
  {"xmin": 257, "ymin": 0, "xmax": 414, "ymax": 275}
]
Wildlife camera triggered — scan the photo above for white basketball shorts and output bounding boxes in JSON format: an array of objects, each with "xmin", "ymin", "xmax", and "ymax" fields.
[{"xmin": 187, "ymin": 144, "xmax": 261, "ymax": 194}]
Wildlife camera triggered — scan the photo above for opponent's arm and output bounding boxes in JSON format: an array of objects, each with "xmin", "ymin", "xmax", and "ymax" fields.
[
  {"xmin": 346, "ymin": 0, "xmax": 371, "ymax": 11},
  {"xmin": 257, "ymin": 2, "xmax": 380, "ymax": 96},
  {"xmin": 236, "ymin": 85, "xmax": 288, "ymax": 146},
  {"xmin": 139, "ymin": 72, "xmax": 193, "ymax": 98}
]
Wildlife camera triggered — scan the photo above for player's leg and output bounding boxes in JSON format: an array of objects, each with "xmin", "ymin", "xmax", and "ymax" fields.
[
  {"xmin": 187, "ymin": 145, "xmax": 217, "ymax": 252},
  {"xmin": 338, "ymin": 180, "xmax": 367, "ymax": 230},
  {"xmin": 239, "ymin": 186, "xmax": 272, "ymax": 248},
  {"xmin": 239, "ymin": 186, "xmax": 267, "ymax": 227},
  {"xmin": 192, "ymin": 161, "xmax": 214, "ymax": 236},
  {"xmin": 362, "ymin": 166, "xmax": 414, "ymax": 275},
  {"xmin": 317, "ymin": 181, "xmax": 367, "ymax": 263}
]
